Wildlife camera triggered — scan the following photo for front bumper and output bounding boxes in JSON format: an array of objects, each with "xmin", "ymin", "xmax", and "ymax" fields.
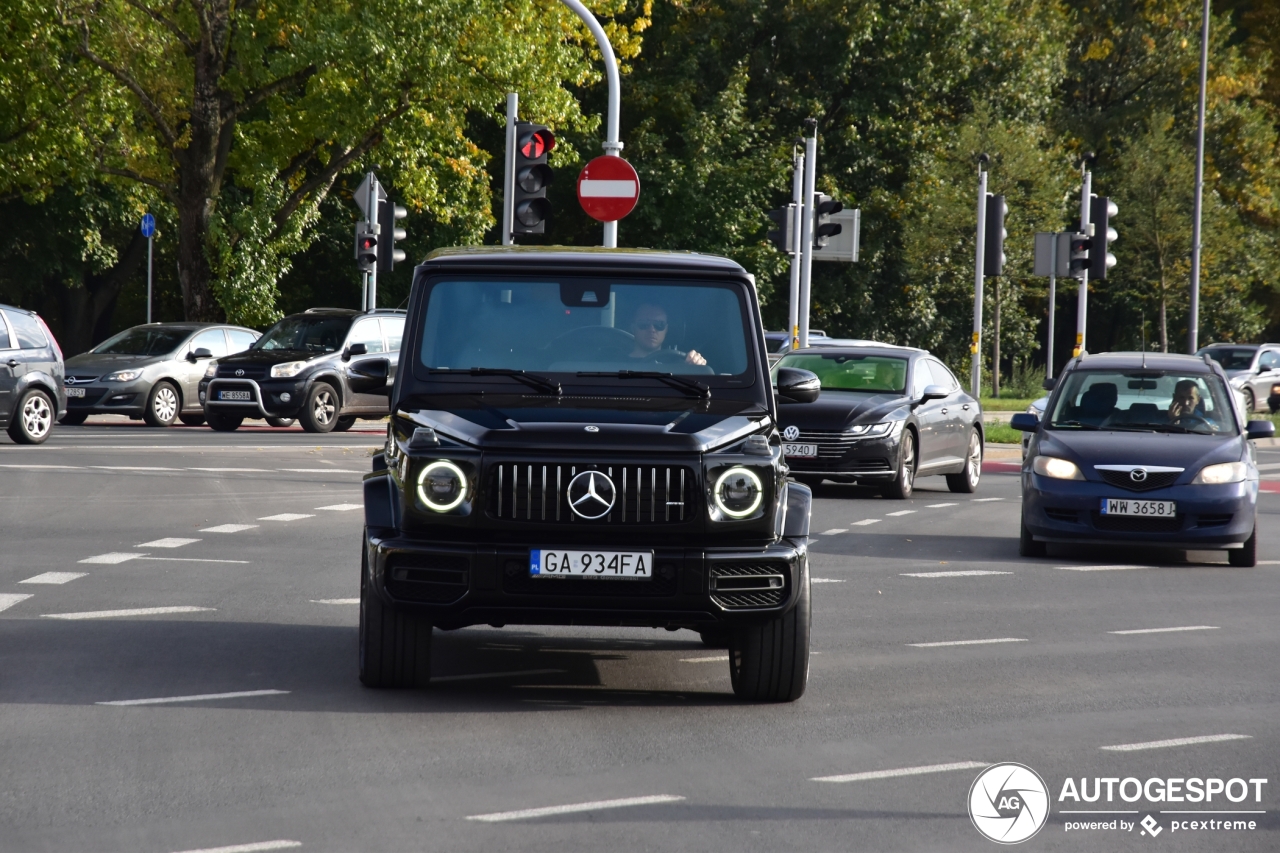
[
  {"xmin": 364, "ymin": 531, "xmax": 808, "ymax": 630},
  {"xmin": 64, "ymin": 379, "xmax": 149, "ymax": 415},
  {"xmin": 200, "ymin": 377, "xmax": 304, "ymax": 419},
  {"xmin": 1022, "ymin": 471, "xmax": 1258, "ymax": 548},
  {"xmin": 783, "ymin": 432, "xmax": 900, "ymax": 481}
]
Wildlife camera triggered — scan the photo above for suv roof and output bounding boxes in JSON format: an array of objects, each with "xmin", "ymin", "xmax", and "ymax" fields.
[
  {"xmin": 1073, "ymin": 351, "xmax": 1216, "ymax": 372},
  {"xmin": 421, "ymin": 246, "xmax": 749, "ymax": 277},
  {"xmin": 301, "ymin": 307, "xmax": 407, "ymax": 315}
]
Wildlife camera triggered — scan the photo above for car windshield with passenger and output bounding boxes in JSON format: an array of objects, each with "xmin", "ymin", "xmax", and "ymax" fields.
[
  {"xmin": 1047, "ymin": 370, "xmax": 1238, "ymax": 435},
  {"xmin": 772, "ymin": 353, "xmax": 908, "ymax": 393},
  {"xmin": 91, "ymin": 327, "xmax": 190, "ymax": 356},
  {"xmin": 253, "ymin": 315, "xmax": 352, "ymax": 354}
]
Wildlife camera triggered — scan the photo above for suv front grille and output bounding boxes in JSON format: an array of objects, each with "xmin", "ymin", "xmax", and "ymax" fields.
[
  {"xmin": 709, "ymin": 563, "xmax": 789, "ymax": 609},
  {"xmin": 488, "ymin": 462, "xmax": 696, "ymax": 524},
  {"xmin": 216, "ymin": 364, "xmax": 270, "ymax": 380},
  {"xmin": 1097, "ymin": 469, "xmax": 1181, "ymax": 491},
  {"xmin": 386, "ymin": 553, "xmax": 470, "ymax": 603}
]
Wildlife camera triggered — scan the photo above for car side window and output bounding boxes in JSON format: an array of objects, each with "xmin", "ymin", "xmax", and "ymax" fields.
[
  {"xmin": 349, "ymin": 318, "xmax": 385, "ymax": 354},
  {"xmin": 911, "ymin": 359, "xmax": 935, "ymax": 397},
  {"xmin": 1260, "ymin": 350, "xmax": 1280, "ymax": 371},
  {"xmin": 6, "ymin": 311, "xmax": 48, "ymax": 349},
  {"xmin": 379, "ymin": 317, "xmax": 404, "ymax": 352},
  {"xmin": 927, "ymin": 358, "xmax": 959, "ymax": 392},
  {"xmin": 190, "ymin": 329, "xmax": 229, "ymax": 358},
  {"xmin": 227, "ymin": 329, "xmax": 257, "ymax": 353},
  {"xmin": 0, "ymin": 314, "xmax": 12, "ymax": 349}
]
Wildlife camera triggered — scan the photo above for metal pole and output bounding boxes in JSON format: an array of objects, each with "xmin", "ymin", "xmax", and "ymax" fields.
[
  {"xmin": 797, "ymin": 130, "xmax": 818, "ymax": 349},
  {"xmin": 1188, "ymin": 0, "xmax": 1211, "ymax": 353},
  {"xmin": 502, "ymin": 93, "xmax": 518, "ymax": 246},
  {"xmin": 1046, "ymin": 237, "xmax": 1057, "ymax": 380},
  {"xmin": 558, "ymin": 0, "xmax": 622, "ymax": 248},
  {"xmin": 146, "ymin": 235, "xmax": 153, "ymax": 323},
  {"xmin": 970, "ymin": 165, "xmax": 988, "ymax": 398},
  {"xmin": 1075, "ymin": 168, "xmax": 1092, "ymax": 357},
  {"xmin": 787, "ymin": 150, "xmax": 804, "ymax": 350},
  {"xmin": 366, "ymin": 172, "xmax": 379, "ymax": 311}
]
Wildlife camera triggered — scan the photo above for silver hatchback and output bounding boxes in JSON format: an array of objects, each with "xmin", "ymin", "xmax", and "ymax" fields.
[{"xmin": 61, "ymin": 323, "xmax": 259, "ymax": 427}]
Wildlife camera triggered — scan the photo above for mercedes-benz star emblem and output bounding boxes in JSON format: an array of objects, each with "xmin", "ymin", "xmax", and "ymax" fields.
[
  {"xmin": 567, "ymin": 470, "xmax": 616, "ymax": 519},
  {"xmin": 1130, "ymin": 468, "xmax": 1148, "ymax": 483},
  {"xmin": 234, "ymin": 369, "xmax": 245, "ymax": 377},
  {"xmin": 783, "ymin": 425, "xmax": 800, "ymax": 441},
  {"xmin": 584, "ymin": 425, "xmax": 599, "ymax": 432}
]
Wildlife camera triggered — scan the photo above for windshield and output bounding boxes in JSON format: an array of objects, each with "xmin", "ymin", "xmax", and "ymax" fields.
[
  {"xmin": 417, "ymin": 278, "xmax": 751, "ymax": 378},
  {"xmin": 1198, "ymin": 346, "xmax": 1256, "ymax": 371},
  {"xmin": 253, "ymin": 315, "xmax": 352, "ymax": 354},
  {"xmin": 92, "ymin": 326, "xmax": 189, "ymax": 356},
  {"xmin": 1048, "ymin": 370, "xmax": 1237, "ymax": 435},
  {"xmin": 773, "ymin": 353, "xmax": 908, "ymax": 393}
]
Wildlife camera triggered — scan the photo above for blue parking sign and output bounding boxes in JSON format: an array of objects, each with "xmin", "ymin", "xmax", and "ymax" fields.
[{"xmin": 140, "ymin": 213, "xmax": 155, "ymax": 237}]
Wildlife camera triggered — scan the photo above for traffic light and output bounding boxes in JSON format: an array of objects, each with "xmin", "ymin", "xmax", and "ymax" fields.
[
  {"xmin": 1068, "ymin": 232, "xmax": 1092, "ymax": 277},
  {"xmin": 378, "ymin": 201, "xmax": 407, "ymax": 271},
  {"xmin": 512, "ymin": 122, "xmax": 555, "ymax": 234},
  {"xmin": 355, "ymin": 222, "xmax": 378, "ymax": 272},
  {"xmin": 766, "ymin": 205, "xmax": 794, "ymax": 253},
  {"xmin": 983, "ymin": 194, "xmax": 1008, "ymax": 276},
  {"xmin": 813, "ymin": 195, "xmax": 843, "ymax": 248},
  {"xmin": 1089, "ymin": 195, "xmax": 1118, "ymax": 279}
]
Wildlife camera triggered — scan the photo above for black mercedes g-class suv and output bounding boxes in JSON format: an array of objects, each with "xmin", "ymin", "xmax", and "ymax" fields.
[{"xmin": 360, "ymin": 248, "xmax": 816, "ymax": 701}]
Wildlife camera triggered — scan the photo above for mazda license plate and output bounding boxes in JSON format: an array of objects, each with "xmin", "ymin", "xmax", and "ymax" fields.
[
  {"xmin": 65, "ymin": 387, "xmax": 85, "ymax": 398},
  {"xmin": 218, "ymin": 390, "xmax": 251, "ymax": 401},
  {"xmin": 783, "ymin": 443, "xmax": 818, "ymax": 458},
  {"xmin": 1100, "ymin": 498, "xmax": 1176, "ymax": 517},
  {"xmin": 530, "ymin": 549, "xmax": 653, "ymax": 580}
]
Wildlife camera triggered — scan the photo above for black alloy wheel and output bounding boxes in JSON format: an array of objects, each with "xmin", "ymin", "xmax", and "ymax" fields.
[
  {"xmin": 59, "ymin": 412, "xmax": 89, "ymax": 426},
  {"xmin": 1229, "ymin": 524, "xmax": 1258, "ymax": 567},
  {"xmin": 359, "ymin": 541, "xmax": 433, "ymax": 687},
  {"xmin": 729, "ymin": 566, "xmax": 810, "ymax": 702},
  {"xmin": 8, "ymin": 388, "xmax": 54, "ymax": 444},
  {"xmin": 299, "ymin": 383, "xmax": 338, "ymax": 433},
  {"xmin": 206, "ymin": 411, "xmax": 243, "ymax": 432},
  {"xmin": 946, "ymin": 428, "xmax": 982, "ymax": 493},
  {"xmin": 882, "ymin": 428, "xmax": 916, "ymax": 500},
  {"xmin": 143, "ymin": 380, "xmax": 180, "ymax": 427}
]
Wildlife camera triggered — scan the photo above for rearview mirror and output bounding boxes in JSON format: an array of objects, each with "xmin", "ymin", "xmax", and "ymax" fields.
[
  {"xmin": 349, "ymin": 357, "xmax": 390, "ymax": 394},
  {"xmin": 776, "ymin": 367, "xmax": 820, "ymax": 403},
  {"xmin": 920, "ymin": 384, "xmax": 948, "ymax": 402},
  {"xmin": 188, "ymin": 348, "xmax": 213, "ymax": 362},
  {"xmin": 343, "ymin": 342, "xmax": 368, "ymax": 361},
  {"xmin": 1246, "ymin": 420, "xmax": 1276, "ymax": 440},
  {"xmin": 1010, "ymin": 412, "xmax": 1040, "ymax": 432},
  {"xmin": 1042, "ymin": 376, "xmax": 1057, "ymax": 391}
]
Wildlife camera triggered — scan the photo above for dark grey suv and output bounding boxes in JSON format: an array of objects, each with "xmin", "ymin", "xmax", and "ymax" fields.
[{"xmin": 0, "ymin": 304, "xmax": 65, "ymax": 444}]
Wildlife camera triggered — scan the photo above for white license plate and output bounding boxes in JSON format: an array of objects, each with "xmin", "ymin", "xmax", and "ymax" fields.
[
  {"xmin": 1100, "ymin": 498, "xmax": 1177, "ymax": 517},
  {"xmin": 65, "ymin": 387, "xmax": 85, "ymax": 398},
  {"xmin": 530, "ymin": 549, "xmax": 654, "ymax": 580},
  {"xmin": 784, "ymin": 443, "xmax": 818, "ymax": 458},
  {"xmin": 218, "ymin": 390, "xmax": 252, "ymax": 401}
]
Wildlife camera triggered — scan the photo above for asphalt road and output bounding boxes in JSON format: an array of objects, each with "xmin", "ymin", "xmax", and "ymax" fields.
[{"xmin": 2, "ymin": 422, "xmax": 1277, "ymax": 852}]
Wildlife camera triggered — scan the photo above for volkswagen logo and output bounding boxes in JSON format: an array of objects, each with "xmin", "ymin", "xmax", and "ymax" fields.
[
  {"xmin": 567, "ymin": 470, "xmax": 616, "ymax": 519},
  {"xmin": 782, "ymin": 425, "xmax": 800, "ymax": 441},
  {"xmin": 1130, "ymin": 468, "xmax": 1148, "ymax": 483},
  {"xmin": 234, "ymin": 369, "xmax": 245, "ymax": 377}
]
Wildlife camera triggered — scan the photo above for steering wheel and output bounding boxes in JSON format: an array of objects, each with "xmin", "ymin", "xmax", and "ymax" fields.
[
  {"xmin": 544, "ymin": 325, "xmax": 634, "ymax": 360},
  {"xmin": 1173, "ymin": 412, "xmax": 1213, "ymax": 429}
]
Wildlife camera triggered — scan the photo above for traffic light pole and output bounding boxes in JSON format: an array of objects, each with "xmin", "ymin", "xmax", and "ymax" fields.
[
  {"xmin": 502, "ymin": 93, "xmax": 517, "ymax": 247},
  {"xmin": 797, "ymin": 128, "xmax": 817, "ymax": 349},
  {"xmin": 365, "ymin": 171, "xmax": 380, "ymax": 311},
  {"xmin": 788, "ymin": 150, "xmax": 804, "ymax": 350},
  {"xmin": 1188, "ymin": 0, "xmax": 1210, "ymax": 353},
  {"xmin": 146, "ymin": 232, "xmax": 153, "ymax": 324},
  {"xmin": 1074, "ymin": 168, "xmax": 1092, "ymax": 357},
  {"xmin": 1046, "ymin": 238, "xmax": 1057, "ymax": 380},
  {"xmin": 970, "ymin": 162, "xmax": 988, "ymax": 399}
]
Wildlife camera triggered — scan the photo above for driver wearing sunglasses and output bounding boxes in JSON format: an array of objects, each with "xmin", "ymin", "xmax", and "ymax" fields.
[{"xmin": 628, "ymin": 303, "xmax": 707, "ymax": 366}]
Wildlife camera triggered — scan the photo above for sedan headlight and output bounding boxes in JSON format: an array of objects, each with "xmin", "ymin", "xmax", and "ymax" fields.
[
  {"xmin": 416, "ymin": 460, "xmax": 468, "ymax": 512},
  {"xmin": 1032, "ymin": 455, "xmax": 1084, "ymax": 480},
  {"xmin": 1025, "ymin": 404, "xmax": 1040, "ymax": 416},
  {"xmin": 103, "ymin": 369, "xmax": 143, "ymax": 382},
  {"xmin": 270, "ymin": 361, "xmax": 307, "ymax": 378},
  {"xmin": 713, "ymin": 466, "xmax": 764, "ymax": 518},
  {"xmin": 1191, "ymin": 461, "xmax": 1248, "ymax": 485},
  {"xmin": 204, "ymin": 362, "xmax": 218, "ymax": 379}
]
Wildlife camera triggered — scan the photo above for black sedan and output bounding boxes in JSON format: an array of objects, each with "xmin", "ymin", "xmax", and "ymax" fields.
[
  {"xmin": 773, "ymin": 345, "xmax": 984, "ymax": 498},
  {"xmin": 1012, "ymin": 352, "xmax": 1275, "ymax": 566}
]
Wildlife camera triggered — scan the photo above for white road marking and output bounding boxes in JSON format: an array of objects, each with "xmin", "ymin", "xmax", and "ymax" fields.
[
  {"xmin": 0, "ymin": 593, "xmax": 34, "ymax": 612},
  {"xmin": 886, "ymin": 510, "xmax": 916, "ymax": 517},
  {"xmin": 1100, "ymin": 734, "xmax": 1251, "ymax": 752},
  {"xmin": 185, "ymin": 468, "xmax": 271, "ymax": 472},
  {"xmin": 851, "ymin": 519, "xmax": 880, "ymax": 526},
  {"xmin": 820, "ymin": 528, "xmax": 847, "ymax": 535},
  {"xmin": 169, "ymin": 842, "xmax": 300, "ymax": 853},
  {"xmin": 43, "ymin": 606, "xmax": 215, "ymax": 620},
  {"xmin": 1056, "ymin": 564, "xmax": 1149, "ymax": 572},
  {"xmin": 200, "ymin": 524, "xmax": 259, "ymax": 533},
  {"xmin": 312, "ymin": 598, "xmax": 359, "ymax": 604},
  {"xmin": 812, "ymin": 760, "xmax": 989, "ymax": 783},
  {"xmin": 1257, "ymin": 560, "xmax": 1280, "ymax": 565},
  {"xmin": 258, "ymin": 513, "xmax": 315, "ymax": 522},
  {"xmin": 680, "ymin": 655, "xmax": 729, "ymax": 663},
  {"xmin": 433, "ymin": 669, "xmax": 566, "ymax": 682},
  {"xmin": 79, "ymin": 552, "xmax": 146, "ymax": 564},
  {"xmin": 812, "ymin": 578, "xmax": 846, "ymax": 583},
  {"xmin": 20, "ymin": 572, "xmax": 87, "ymax": 585},
  {"xmin": 926, "ymin": 502, "xmax": 957, "ymax": 508},
  {"xmin": 98, "ymin": 689, "xmax": 289, "ymax": 707},
  {"xmin": 1255, "ymin": 461, "xmax": 1280, "ymax": 471},
  {"xmin": 467, "ymin": 794, "xmax": 685, "ymax": 823},
  {"xmin": 137, "ymin": 557, "xmax": 250, "ymax": 564},
  {"xmin": 0, "ymin": 463, "xmax": 83, "ymax": 469},
  {"xmin": 971, "ymin": 497, "xmax": 1004, "ymax": 502},
  {"xmin": 901, "ymin": 570, "xmax": 1012, "ymax": 578},
  {"xmin": 137, "ymin": 537, "xmax": 201, "ymax": 548},
  {"xmin": 278, "ymin": 468, "xmax": 362, "ymax": 474},
  {"xmin": 1109, "ymin": 625, "xmax": 1219, "ymax": 635},
  {"xmin": 316, "ymin": 503, "xmax": 362, "ymax": 511},
  {"xmin": 92, "ymin": 466, "xmax": 180, "ymax": 471},
  {"xmin": 907, "ymin": 637, "xmax": 1027, "ymax": 648}
]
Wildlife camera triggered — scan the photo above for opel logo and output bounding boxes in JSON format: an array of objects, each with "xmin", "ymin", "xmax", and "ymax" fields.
[
  {"xmin": 567, "ymin": 470, "xmax": 616, "ymax": 519},
  {"xmin": 783, "ymin": 425, "xmax": 800, "ymax": 441},
  {"xmin": 235, "ymin": 369, "xmax": 245, "ymax": 377},
  {"xmin": 1130, "ymin": 468, "xmax": 1148, "ymax": 483}
]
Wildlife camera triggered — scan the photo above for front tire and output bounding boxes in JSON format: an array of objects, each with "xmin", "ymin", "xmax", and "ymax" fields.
[
  {"xmin": 205, "ymin": 411, "xmax": 243, "ymax": 432},
  {"xmin": 882, "ymin": 429, "xmax": 916, "ymax": 500},
  {"xmin": 1229, "ymin": 524, "xmax": 1257, "ymax": 567},
  {"xmin": 1243, "ymin": 388, "xmax": 1256, "ymax": 413},
  {"xmin": 333, "ymin": 415, "xmax": 357, "ymax": 432},
  {"xmin": 143, "ymin": 381, "xmax": 180, "ymax": 427},
  {"xmin": 299, "ymin": 383, "xmax": 338, "ymax": 433},
  {"xmin": 698, "ymin": 627, "xmax": 731, "ymax": 648},
  {"xmin": 59, "ymin": 412, "xmax": 89, "ymax": 426},
  {"xmin": 8, "ymin": 389, "xmax": 54, "ymax": 444},
  {"xmin": 359, "ymin": 542, "xmax": 433, "ymax": 687},
  {"xmin": 728, "ymin": 566, "xmax": 810, "ymax": 702},
  {"xmin": 1019, "ymin": 511, "xmax": 1047, "ymax": 558},
  {"xmin": 946, "ymin": 428, "xmax": 982, "ymax": 493}
]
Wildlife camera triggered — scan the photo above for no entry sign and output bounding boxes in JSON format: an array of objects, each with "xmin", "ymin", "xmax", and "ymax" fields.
[{"xmin": 577, "ymin": 156, "xmax": 640, "ymax": 222}]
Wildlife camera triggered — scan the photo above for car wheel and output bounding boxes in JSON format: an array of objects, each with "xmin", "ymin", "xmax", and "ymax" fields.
[
  {"xmin": 698, "ymin": 627, "xmax": 731, "ymax": 648},
  {"xmin": 946, "ymin": 428, "xmax": 983, "ymax": 493},
  {"xmin": 1019, "ymin": 510, "xmax": 1047, "ymax": 558},
  {"xmin": 206, "ymin": 411, "xmax": 243, "ymax": 432},
  {"xmin": 881, "ymin": 428, "xmax": 916, "ymax": 500},
  {"xmin": 1229, "ymin": 524, "xmax": 1257, "ymax": 567},
  {"xmin": 333, "ymin": 415, "xmax": 357, "ymax": 432},
  {"xmin": 265, "ymin": 417, "xmax": 295, "ymax": 428},
  {"xmin": 728, "ymin": 565, "xmax": 809, "ymax": 702},
  {"xmin": 299, "ymin": 383, "xmax": 338, "ymax": 433},
  {"xmin": 1243, "ymin": 388, "xmax": 1256, "ymax": 413},
  {"xmin": 8, "ymin": 388, "xmax": 54, "ymax": 444},
  {"xmin": 178, "ymin": 414, "xmax": 206, "ymax": 427},
  {"xmin": 793, "ymin": 474, "xmax": 824, "ymax": 488},
  {"xmin": 59, "ymin": 412, "xmax": 89, "ymax": 426},
  {"xmin": 359, "ymin": 541, "xmax": 432, "ymax": 687},
  {"xmin": 143, "ymin": 381, "xmax": 180, "ymax": 427}
]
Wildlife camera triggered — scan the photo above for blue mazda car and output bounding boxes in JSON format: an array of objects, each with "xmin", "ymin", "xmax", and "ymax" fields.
[{"xmin": 1012, "ymin": 352, "xmax": 1274, "ymax": 566}]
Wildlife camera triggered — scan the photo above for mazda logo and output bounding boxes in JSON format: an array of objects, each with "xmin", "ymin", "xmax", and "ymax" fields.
[
  {"xmin": 567, "ymin": 470, "xmax": 616, "ymax": 519},
  {"xmin": 1130, "ymin": 468, "xmax": 1148, "ymax": 483},
  {"xmin": 783, "ymin": 425, "xmax": 800, "ymax": 441},
  {"xmin": 235, "ymin": 369, "xmax": 245, "ymax": 377}
]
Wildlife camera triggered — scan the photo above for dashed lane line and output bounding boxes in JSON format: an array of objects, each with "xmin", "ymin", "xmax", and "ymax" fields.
[
  {"xmin": 79, "ymin": 552, "xmax": 145, "ymax": 564},
  {"xmin": 185, "ymin": 468, "xmax": 271, "ymax": 473},
  {"xmin": 91, "ymin": 466, "xmax": 180, "ymax": 471},
  {"xmin": 811, "ymin": 761, "xmax": 989, "ymax": 783},
  {"xmin": 901, "ymin": 570, "xmax": 1012, "ymax": 578},
  {"xmin": 851, "ymin": 519, "xmax": 880, "ymax": 527},
  {"xmin": 137, "ymin": 537, "xmax": 201, "ymax": 548},
  {"xmin": 201, "ymin": 524, "xmax": 259, "ymax": 533},
  {"xmin": 97, "ymin": 689, "xmax": 289, "ymax": 707},
  {"xmin": 0, "ymin": 463, "xmax": 82, "ymax": 469},
  {"xmin": 1109, "ymin": 625, "xmax": 1219, "ymax": 635},
  {"xmin": 258, "ymin": 513, "xmax": 315, "ymax": 522},
  {"xmin": 1100, "ymin": 734, "xmax": 1251, "ymax": 752},
  {"xmin": 886, "ymin": 510, "xmax": 916, "ymax": 517},
  {"xmin": 1056, "ymin": 564, "xmax": 1149, "ymax": 572},
  {"xmin": 43, "ymin": 606, "xmax": 215, "ymax": 620},
  {"xmin": 926, "ymin": 502, "xmax": 957, "ymax": 508},
  {"xmin": 819, "ymin": 528, "xmax": 847, "ymax": 535},
  {"xmin": 137, "ymin": 557, "xmax": 250, "ymax": 564},
  {"xmin": 466, "ymin": 794, "xmax": 686, "ymax": 823},
  {"xmin": 971, "ymin": 497, "xmax": 1004, "ymax": 502},
  {"xmin": 169, "ymin": 842, "xmax": 300, "ymax": 853},
  {"xmin": 316, "ymin": 503, "xmax": 362, "ymax": 511},
  {"xmin": 0, "ymin": 593, "xmax": 34, "ymax": 612},
  {"xmin": 278, "ymin": 468, "xmax": 362, "ymax": 474},
  {"xmin": 20, "ymin": 572, "xmax": 87, "ymax": 585},
  {"xmin": 907, "ymin": 637, "xmax": 1027, "ymax": 648},
  {"xmin": 812, "ymin": 578, "xmax": 846, "ymax": 583},
  {"xmin": 433, "ymin": 669, "xmax": 567, "ymax": 683},
  {"xmin": 312, "ymin": 598, "xmax": 359, "ymax": 604},
  {"xmin": 681, "ymin": 655, "xmax": 729, "ymax": 663}
]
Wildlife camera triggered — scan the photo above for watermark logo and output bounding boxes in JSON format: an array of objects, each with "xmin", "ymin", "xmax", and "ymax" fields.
[
  {"xmin": 1140, "ymin": 814, "xmax": 1163, "ymax": 837},
  {"xmin": 969, "ymin": 763, "xmax": 1050, "ymax": 844}
]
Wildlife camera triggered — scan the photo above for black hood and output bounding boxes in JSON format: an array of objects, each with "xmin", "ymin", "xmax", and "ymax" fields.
[
  {"xmin": 217, "ymin": 348, "xmax": 332, "ymax": 366},
  {"xmin": 775, "ymin": 389, "xmax": 911, "ymax": 431}
]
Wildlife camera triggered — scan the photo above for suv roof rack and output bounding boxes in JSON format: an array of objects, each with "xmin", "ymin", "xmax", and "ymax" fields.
[
  {"xmin": 367, "ymin": 308, "xmax": 407, "ymax": 314},
  {"xmin": 304, "ymin": 307, "xmax": 353, "ymax": 313}
]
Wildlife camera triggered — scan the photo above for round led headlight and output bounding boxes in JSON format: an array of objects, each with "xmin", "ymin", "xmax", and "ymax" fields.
[
  {"xmin": 714, "ymin": 466, "xmax": 764, "ymax": 518},
  {"xmin": 416, "ymin": 460, "xmax": 468, "ymax": 512}
]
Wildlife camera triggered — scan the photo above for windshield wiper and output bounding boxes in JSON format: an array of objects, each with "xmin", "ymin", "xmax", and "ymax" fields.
[
  {"xmin": 1050, "ymin": 420, "xmax": 1101, "ymax": 430},
  {"xmin": 429, "ymin": 367, "xmax": 562, "ymax": 396},
  {"xmin": 577, "ymin": 370, "xmax": 711, "ymax": 399}
]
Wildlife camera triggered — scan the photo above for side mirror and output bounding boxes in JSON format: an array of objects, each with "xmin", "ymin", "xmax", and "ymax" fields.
[
  {"xmin": 343, "ymin": 342, "xmax": 368, "ymax": 361},
  {"xmin": 776, "ymin": 367, "xmax": 820, "ymax": 403},
  {"xmin": 188, "ymin": 348, "xmax": 213, "ymax": 362},
  {"xmin": 1010, "ymin": 412, "xmax": 1040, "ymax": 432},
  {"xmin": 920, "ymin": 383, "xmax": 948, "ymax": 402},
  {"xmin": 349, "ymin": 357, "xmax": 391, "ymax": 394},
  {"xmin": 1246, "ymin": 420, "xmax": 1276, "ymax": 440},
  {"xmin": 1042, "ymin": 376, "xmax": 1057, "ymax": 391}
]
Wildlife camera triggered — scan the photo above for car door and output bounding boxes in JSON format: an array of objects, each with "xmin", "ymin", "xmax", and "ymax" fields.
[
  {"xmin": 1251, "ymin": 349, "xmax": 1280, "ymax": 411},
  {"xmin": 343, "ymin": 317, "xmax": 389, "ymax": 411},
  {"xmin": 0, "ymin": 312, "xmax": 17, "ymax": 425},
  {"xmin": 180, "ymin": 329, "xmax": 230, "ymax": 409},
  {"xmin": 925, "ymin": 357, "xmax": 967, "ymax": 464},
  {"xmin": 910, "ymin": 358, "xmax": 946, "ymax": 470},
  {"xmin": 379, "ymin": 316, "xmax": 404, "ymax": 390}
]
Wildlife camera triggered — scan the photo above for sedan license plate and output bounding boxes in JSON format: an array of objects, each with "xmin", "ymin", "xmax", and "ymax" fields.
[
  {"xmin": 218, "ymin": 389, "xmax": 252, "ymax": 401},
  {"xmin": 530, "ymin": 549, "xmax": 653, "ymax": 580},
  {"xmin": 784, "ymin": 443, "xmax": 818, "ymax": 458},
  {"xmin": 65, "ymin": 387, "xmax": 85, "ymax": 398},
  {"xmin": 1100, "ymin": 498, "xmax": 1176, "ymax": 517}
]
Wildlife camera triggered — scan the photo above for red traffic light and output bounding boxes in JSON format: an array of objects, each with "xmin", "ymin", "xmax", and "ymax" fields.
[{"xmin": 519, "ymin": 129, "xmax": 556, "ymax": 160}]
